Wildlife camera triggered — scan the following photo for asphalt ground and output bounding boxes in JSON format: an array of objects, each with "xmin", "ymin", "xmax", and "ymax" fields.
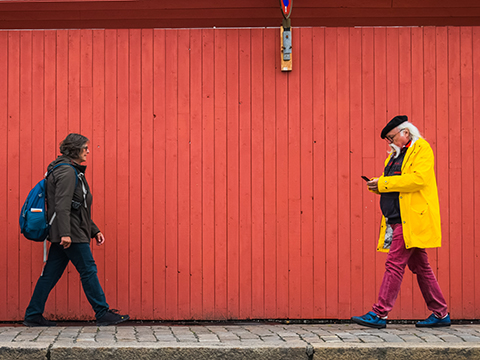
[{"xmin": 1, "ymin": 321, "xmax": 480, "ymax": 359}]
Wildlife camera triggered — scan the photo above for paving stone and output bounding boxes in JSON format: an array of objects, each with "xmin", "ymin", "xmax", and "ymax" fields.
[
  {"xmin": 377, "ymin": 334, "xmax": 405, "ymax": 342},
  {"xmin": 358, "ymin": 335, "xmax": 385, "ymax": 343},
  {"xmin": 321, "ymin": 335, "xmax": 343, "ymax": 342},
  {"xmin": 459, "ymin": 335, "xmax": 480, "ymax": 342},
  {"xmin": 399, "ymin": 334, "xmax": 424, "ymax": 342},
  {"xmin": 305, "ymin": 337, "xmax": 325, "ymax": 343},
  {"xmin": 439, "ymin": 334, "xmax": 464, "ymax": 342}
]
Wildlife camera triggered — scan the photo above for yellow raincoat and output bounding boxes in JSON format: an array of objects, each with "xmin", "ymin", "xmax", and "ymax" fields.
[{"xmin": 376, "ymin": 138, "xmax": 441, "ymax": 252}]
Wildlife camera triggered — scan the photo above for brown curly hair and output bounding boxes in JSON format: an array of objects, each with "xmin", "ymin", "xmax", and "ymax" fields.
[{"xmin": 59, "ymin": 133, "xmax": 89, "ymax": 159}]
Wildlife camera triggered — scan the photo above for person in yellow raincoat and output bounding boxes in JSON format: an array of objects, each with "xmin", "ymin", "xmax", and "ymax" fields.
[{"xmin": 351, "ymin": 115, "xmax": 450, "ymax": 329}]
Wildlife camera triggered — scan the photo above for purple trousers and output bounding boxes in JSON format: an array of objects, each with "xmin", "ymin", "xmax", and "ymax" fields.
[{"xmin": 372, "ymin": 223, "xmax": 448, "ymax": 318}]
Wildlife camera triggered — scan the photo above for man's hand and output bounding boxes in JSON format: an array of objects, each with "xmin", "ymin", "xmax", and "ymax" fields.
[
  {"xmin": 60, "ymin": 236, "xmax": 72, "ymax": 249},
  {"xmin": 367, "ymin": 178, "xmax": 379, "ymax": 192},
  {"xmin": 95, "ymin": 232, "xmax": 105, "ymax": 246}
]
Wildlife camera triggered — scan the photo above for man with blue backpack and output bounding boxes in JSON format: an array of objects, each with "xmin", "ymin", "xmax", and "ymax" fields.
[{"xmin": 23, "ymin": 133, "xmax": 129, "ymax": 327}]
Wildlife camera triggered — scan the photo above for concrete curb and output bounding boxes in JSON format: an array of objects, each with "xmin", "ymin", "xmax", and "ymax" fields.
[
  {"xmin": 2, "ymin": 342, "xmax": 480, "ymax": 360},
  {"xmin": 312, "ymin": 343, "xmax": 480, "ymax": 360},
  {"xmin": 50, "ymin": 343, "xmax": 309, "ymax": 360},
  {"xmin": 0, "ymin": 342, "xmax": 50, "ymax": 360}
]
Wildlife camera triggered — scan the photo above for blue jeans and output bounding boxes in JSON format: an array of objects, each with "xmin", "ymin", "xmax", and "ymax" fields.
[{"xmin": 25, "ymin": 243, "xmax": 109, "ymax": 320}]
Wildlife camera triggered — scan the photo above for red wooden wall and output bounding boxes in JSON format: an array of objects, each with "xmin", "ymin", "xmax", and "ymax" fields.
[{"xmin": 1, "ymin": 26, "xmax": 479, "ymax": 321}]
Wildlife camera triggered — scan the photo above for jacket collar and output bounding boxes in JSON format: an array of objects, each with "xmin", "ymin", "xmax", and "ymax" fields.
[{"xmin": 50, "ymin": 155, "xmax": 87, "ymax": 174}]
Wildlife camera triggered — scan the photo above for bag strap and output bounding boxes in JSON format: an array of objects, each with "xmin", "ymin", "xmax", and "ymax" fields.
[
  {"xmin": 42, "ymin": 163, "xmax": 79, "ymax": 265},
  {"xmin": 46, "ymin": 163, "xmax": 78, "ymax": 187},
  {"xmin": 45, "ymin": 163, "xmax": 79, "ymax": 229}
]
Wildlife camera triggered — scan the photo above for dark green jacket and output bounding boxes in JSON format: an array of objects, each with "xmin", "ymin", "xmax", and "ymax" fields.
[{"xmin": 46, "ymin": 155, "xmax": 100, "ymax": 243}]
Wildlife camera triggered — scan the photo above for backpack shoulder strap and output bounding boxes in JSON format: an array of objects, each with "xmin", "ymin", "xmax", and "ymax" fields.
[
  {"xmin": 44, "ymin": 163, "xmax": 80, "ymax": 230},
  {"xmin": 46, "ymin": 163, "xmax": 78, "ymax": 187}
]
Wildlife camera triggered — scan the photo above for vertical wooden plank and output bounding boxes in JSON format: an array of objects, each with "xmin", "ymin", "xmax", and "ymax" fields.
[
  {"xmin": 55, "ymin": 30, "xmax": 68, "ymax": 162},
  {"xmin": 80, "ymin": 29, "xmax": 93, "ymax": 141},
  {"xmin": 214, "ymin": 29, "xmax": 228, "ymax": 319},
  {"xmin": 66, "ymin": 29, "xmax": 81, "ymax": 318},
  {"xmin": 226, "ymin": 28, "xmax": 239, "ymax": 319},
  {"xmin": 398, "ymin": 27, "xmax": 412, "ymax": 119},
  {"xmin": 380, "ymin": 28, "xmax": 404, "ymax": 319},
  {"xmin": 45, "ymin": 52, "xmax": 64, "ymax": 341},
  {"xmin": 31, "ymin": 31, "xmax": 45, "ymax": 286},
  {"xmin": 422, "ymin": 27, "xmax": 438, "ymax": 320},
  {"xmin": 177, "ymin": 29, "xmax": 191, "ymax": 319},
  {"xmin": 251, "ymin": 28, "xmax": 264, "ymax": 319},
  {"xmin": 91, "ymin": 28, "xmax": 106, "ymax": 316},
  {"xmin": 116, "ymin": 28, "xmax": 130, "ymax": 315},
  {"xmin": 80, "ymin": 29, "xmax": 94, "ymax": 317},
  {"xmin": 263, "ymin": 28, "xmax": 277, "ymax": 319},
  {"xmin": 423, "ymin": 27, "xmax": 437, "ymax": 145},
  {"xmin": 411, "ymin": 26, "xmax": 428, "ymax": 320},
  {"xmin": 448, "ymin": 26, "xmax": 462, "ymax": 319},
  {"xmin": 349, "ymin": 27, "xmax": 364, "ymax": 316},
  {"xmin": 398, "ymin": 27, "xmax": 414, "ymax": 319},
  {"xmin": 68, "ymin": 30, "xmax": 80, "ymax": 133},
  {"xmin": 239, "ymin": 29, "xmax": 252, "ymax": 319},
  {"xmin": 411, "ymin": 28, "xmax": 425, "ymax": 133},
  {"xmin": 324, "ymin": 27, "xmax": 338, "ymax": 318},
  {"xmin": 103, "ymin": 29, "xmax": 118, "ymax": 311},
  {"xmin": 361, "ymin": 27, "xmax": 377, "ymax": 314},
  {"xmin": 373, "ymin": 28, "xmax": 388, "ymax": 313},
  {"xmin": 460, "ymin": 26, "xmax": 474, "ymax": 318},
  {"xmin": 287, "ymin": 27, "xmax": 301, "ymax": 319},
  {"xmin": 7, "ymin": 31, "xmax": 20, "ymax": 320},
  {"xmin": 128, "ymin": 29, "xmax": 142, "ymax": 319},
  {"xmin": 165, "ymin": 29, "xmax": 178, "ymax": 319},
  {"xmin": 153, "ymin": 29, "xmax": 166, "ymax": 319},
  {"xmin": 385, "ymin": 28, "xmax": 399, "ymax": 116},
  {"xmin": 299, "ymin": 27, "xmax": 314, "ymax": 319},
  {"xmin": 55, "ymin": 30, "xmax": 67, "ymax": 145},
  {"xmin": 312, "ymin": 27, "xmax": 326, "ymax": 319},
  {"xmin": 275, "ymin": 27, "xmax": 289, "ymax": 319},
  {"xmin": 435, "ymin": 27, "xmax": 450, "ymax": 312},
  {"xmin": 201, "ymin": 28, "xmax": 215, "ymax": 319},
  {"xmin": 43, "ymin": 30, "xmax": 58, "ymax": 319},
  {"xmin": 337, "ymin": 27, "xmax": 351, "ymax": 319},
  {"xmin": 0, "ymin": 31, "xmax": 7, "ymax": 321},
  {"xmin": 19, "ymin": 31, "xmax": 33, "ymax": 317},
  {"xmin": 189, "ymin": 28, "xmax": 203, "ymax": 319},
  {"xmin": 141, "ymin": 28, "xmax": 154, "ymax": 320},
  {"xmin": 473, "ymin": 26, "xmax": 480, "ymax": 319}
]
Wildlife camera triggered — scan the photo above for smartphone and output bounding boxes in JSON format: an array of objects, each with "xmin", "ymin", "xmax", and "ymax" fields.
[{"xmin": 361, "ymin": 176, "xmax": 370, "ymax": 182}]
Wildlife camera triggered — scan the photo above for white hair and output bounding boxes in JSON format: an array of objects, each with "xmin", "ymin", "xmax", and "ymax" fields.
[
  {"xmin": 397, "ymin": 121, "xmax": 423, "ymax": 142},
  {"xmin": 388, "ymin": 121, "xmax": 423, "ymax": 158}
]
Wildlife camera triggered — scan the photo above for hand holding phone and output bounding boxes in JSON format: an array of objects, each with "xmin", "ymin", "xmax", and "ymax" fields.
[{"xmin": 361, "ymin": 176, "xmax": 370, "ymax": 182}]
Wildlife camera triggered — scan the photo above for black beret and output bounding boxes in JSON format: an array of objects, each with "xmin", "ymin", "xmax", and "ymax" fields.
[{"xmin": 381, "ymin": 115, "xmax": 408, "ymax": 139}]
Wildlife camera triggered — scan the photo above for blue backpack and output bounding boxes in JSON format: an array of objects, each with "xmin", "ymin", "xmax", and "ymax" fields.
[{"xmin": 19, "ymin": 163, "xmax": 78, "ymax": 242}]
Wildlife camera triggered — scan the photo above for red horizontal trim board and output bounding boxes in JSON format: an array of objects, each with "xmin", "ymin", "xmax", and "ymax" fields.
[{"xmin": 0, "ymin": 0, "xmax": 479, "ymax": 28}]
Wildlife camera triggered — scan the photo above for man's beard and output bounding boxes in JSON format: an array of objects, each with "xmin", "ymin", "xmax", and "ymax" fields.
[{"xmin": 389, "ymin": 143, "xmax": 401, "ymax": 158}]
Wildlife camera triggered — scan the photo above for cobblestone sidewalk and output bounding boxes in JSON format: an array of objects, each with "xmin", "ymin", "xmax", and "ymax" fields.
[{"xmin": 1, "ymin": 323, "xmax": 480, "ymax": 359}]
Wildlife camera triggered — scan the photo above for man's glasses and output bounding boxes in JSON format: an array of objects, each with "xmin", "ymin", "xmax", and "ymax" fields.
[{"xmin": 385, "ymin": 129, "xmax": 404, "ymax": 143}]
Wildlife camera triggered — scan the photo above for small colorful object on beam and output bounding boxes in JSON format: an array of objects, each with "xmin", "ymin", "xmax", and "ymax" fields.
[{"xmin": 280, "ymin": 0, "xmax": 292, "ymax": 19}]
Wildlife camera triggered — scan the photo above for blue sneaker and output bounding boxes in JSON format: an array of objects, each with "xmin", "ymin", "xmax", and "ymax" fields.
[
  {"xmin": 351, "ymin": 311, "xmax": 386, "ymax": 329},
  {"xmin": 416, "ymin": 313, "xmax": 451, "ymax": 328}
]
